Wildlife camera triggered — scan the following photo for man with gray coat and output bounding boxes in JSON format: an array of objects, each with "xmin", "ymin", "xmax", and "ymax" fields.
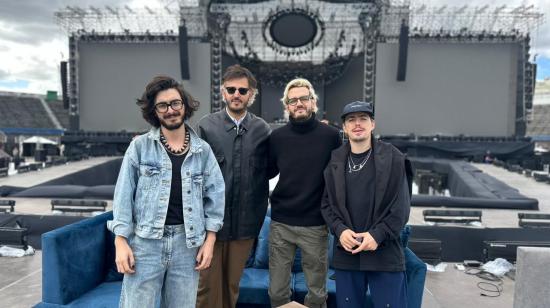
[{"xmin": 196, "ymin": 65, "xmax": 271, "ymax": 308}]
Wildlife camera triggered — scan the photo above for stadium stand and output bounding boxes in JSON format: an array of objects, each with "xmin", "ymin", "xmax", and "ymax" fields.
[
  {"xmin": 47, "ymin": 100, "xmax": 70, "ymax": 129},
  {"xmin": 0, "ymin": 96, "xmax": 58, "ymax": 129},
  {"xmin": 528, "ymin": 105, "xmax": 550, "ymax": 136}
]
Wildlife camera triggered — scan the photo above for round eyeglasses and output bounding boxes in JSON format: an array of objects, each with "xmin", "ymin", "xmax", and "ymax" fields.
[
  {"xmin": 154, "ymin": 99, "xmax": 183, "ymax": 113},
  {"xmin": 286, "ymin": 95, "xmax": 312, "ymax": 106}
]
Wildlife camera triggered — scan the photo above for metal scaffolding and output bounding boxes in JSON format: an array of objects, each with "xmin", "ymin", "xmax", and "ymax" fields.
[
  {"xmin": 210, "ymin": 0, "xmax": 377, "ymax": 64},
  {"xmin": 55, "ymin": 1, "xmax": 544, "ymax": 46},
  {"xmin": 54, "ymin": 4, "xmax": 207, "ymax": 38},
  {"xmin": 407, "ymin": 4, "xmax": 544, "ymax": 38}
]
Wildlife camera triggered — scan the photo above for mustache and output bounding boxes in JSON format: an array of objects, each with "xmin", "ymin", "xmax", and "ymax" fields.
[
  {"xmin": 224, "ymin": 98, "xmax": 247, "ymax": 105},
  {"xmin": 162, "ymin": 112, "xmax": 181, "ymax": 119}
]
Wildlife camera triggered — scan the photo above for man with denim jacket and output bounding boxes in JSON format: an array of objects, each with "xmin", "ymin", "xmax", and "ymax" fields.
[
  {"xmin": 107, "ymin": 76, "xmax": 225, "ymax": 308},
  {"xmin": 196, "ymin": 65, "xmax": 271, "ymax": 308}
]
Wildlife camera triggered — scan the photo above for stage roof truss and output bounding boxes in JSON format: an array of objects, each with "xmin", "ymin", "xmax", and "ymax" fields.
[
  {"xmin": 406, "ymin": 4, "xmax": 543, "ymax": 39},
  {"xmin": 55, "ymin": 5, "xmax": 209, "ymax": 37},
  {"xmin": 210, "ymin": 0, "xmax": 378, "ymax": 64}
]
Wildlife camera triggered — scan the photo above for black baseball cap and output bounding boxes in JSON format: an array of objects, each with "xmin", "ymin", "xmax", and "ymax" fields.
[{"xmin": 341, "ymin": 101, "xmax": 374, "ymax": 119}]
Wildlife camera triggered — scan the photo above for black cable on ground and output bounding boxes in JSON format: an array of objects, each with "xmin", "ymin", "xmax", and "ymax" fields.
[{"xmin": 464, "ymin": 267, "xmax": 504, "ymax": 297}]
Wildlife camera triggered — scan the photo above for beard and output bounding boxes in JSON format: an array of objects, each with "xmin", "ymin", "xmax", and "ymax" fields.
[
  {"xmin": 225, "ymin": 97, "xmax": 248, "ymax": 115},
  {"xmin": 345, "ymin": 128, "xmax": 371, "ymax": 143},
  {"xmin": 289, "ymin": 106, "xmax": 313, "ymax": 121},
  {"xmin": 348, "ymin": 135, "xmax": 369, "ymax": 143},
  {"xmin": 159, "ymin": 112, "xmax": 184, "ymax": 130}
]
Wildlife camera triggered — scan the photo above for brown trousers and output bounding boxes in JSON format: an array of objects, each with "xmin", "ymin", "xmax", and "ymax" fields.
[{"xmin": 196, "ymin": 238, "xmax": 255, "ymax": 308}]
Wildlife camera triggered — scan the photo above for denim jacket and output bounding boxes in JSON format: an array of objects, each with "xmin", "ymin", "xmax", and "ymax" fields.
[{"xmin": 107, "ymin": 126, "xmax": 225, "ymax": 248}]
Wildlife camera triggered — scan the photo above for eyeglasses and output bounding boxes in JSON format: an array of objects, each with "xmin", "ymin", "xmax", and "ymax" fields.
[
  {"xmin": 225, "ymin": 87, "xmax": 250, "ymax": 95},
  {"xmin": 154, "ymin": 99, "xmax": 183, "ymax": 113},
  {"xmin": 286, "ymin": 95, "xmax": 312, "ymax": 106}
]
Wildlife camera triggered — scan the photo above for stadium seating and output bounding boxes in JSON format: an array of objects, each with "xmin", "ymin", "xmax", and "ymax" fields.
[
  {"xmin": 527, "ymin": 105, "xmax": 550, "ymax": 137},
  {"xmin": 0, "ymin": 96, "xmax": 56, "ymax": 129},
  {"xmin": 36, "ymin": 212, "xmax": 426, "ymax": 308},
  {"xmin": 47, "ymin": 100, "xmax": 70, "ymax": 129}
]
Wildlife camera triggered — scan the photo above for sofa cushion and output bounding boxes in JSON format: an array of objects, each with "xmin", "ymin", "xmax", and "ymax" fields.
[
  {"xmin": 293, "ymin": 269, "xmax": 338, "ymax": 308},
  {"xmin": 400, "ymin": 225, "xmax": 411, "ymax": 248},
  {"xmin": 41, "ymin": 212, "xmax": 112, "ymax": 305},
  {"xmin": 68, "ymin": 281, "xmax": 121, "ymax": 307},
  {"xmin": 238, "ymin": 268, "xmax": 281, "ymax": 305},
  {"xmin": 404, "ymin": 247, "xmax": 427, "ymax": 308},
  {"xmin": 253, "ymin": 216, "xmax": 302, "ymax": 272}
]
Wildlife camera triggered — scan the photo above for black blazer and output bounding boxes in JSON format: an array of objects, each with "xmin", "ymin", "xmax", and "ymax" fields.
[{"xmin": 321, "ymin": 139, "xmax": 412, "ymax": 271}]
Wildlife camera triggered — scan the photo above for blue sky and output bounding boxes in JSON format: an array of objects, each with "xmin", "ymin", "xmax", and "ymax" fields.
[
  {"xmin": 536, "ymin": 56, "xmax": 550, "ymax": 80},
  {"xmin": 0, "ymin": 0, "xmax": 549, "ymax": 94},
  {"xmin": 0, "ymin": 79, "xmax": 29, "ymax": 90}
]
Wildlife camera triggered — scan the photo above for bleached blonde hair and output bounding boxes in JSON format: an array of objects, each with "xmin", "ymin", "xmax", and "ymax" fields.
[{"xmin": 280, "ymin": 78, "xmax": 318, "ymax": 119}]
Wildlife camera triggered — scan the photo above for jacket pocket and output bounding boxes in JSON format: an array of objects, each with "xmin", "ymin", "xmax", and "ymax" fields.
[
  {"xmin": 191, "ymin": 172, "xmax": 204, "ymax": 199},
  {"xmin": 137, "ymin": 163, "xmax": 161, "ymax": 190},
  {"xmin": 135, "ymin": 163, "xmax": 161, "ymax": 223}
]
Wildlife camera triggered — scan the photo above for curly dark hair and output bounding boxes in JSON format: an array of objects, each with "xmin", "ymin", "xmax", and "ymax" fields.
[{"xmin": 136, "ymin": 76, "xmax": 199, "ymax": 128}]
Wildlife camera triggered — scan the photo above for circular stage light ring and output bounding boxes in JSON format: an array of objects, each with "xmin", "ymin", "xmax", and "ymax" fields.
[{"xmin": 269, "ymin": 11, "xmax": 318, "ymax": 48}]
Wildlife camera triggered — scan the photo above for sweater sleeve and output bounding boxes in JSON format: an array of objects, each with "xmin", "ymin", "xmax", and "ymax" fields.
[{"xmin": 267, "ymin": 135, "xmax": 279, "ymax": 179}]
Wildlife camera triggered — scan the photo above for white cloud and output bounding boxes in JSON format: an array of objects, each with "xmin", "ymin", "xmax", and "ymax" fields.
[
  {"xmin": 0, "ymin": 0, "xmax": 549, "ymax": 94},
  {"xmin": 0, "ymin": 29, "xmax": 66, "ymax": 93},
  {"xmin": 0, "ymin": 0, "xmax": 144, "ymax": 94}
]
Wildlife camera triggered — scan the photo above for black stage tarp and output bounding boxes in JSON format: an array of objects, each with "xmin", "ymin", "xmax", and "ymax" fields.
[
  {"xmin": 38, "ymin": 158, "xmax": 121, "ymax": 186},
  {"xmin": 0, "ymin": 214, "xmax": 86, "ymax": 249},
  {"xmin": 0, "ymin": 158, "xmax": 121, "ymax": 199},
  {"xmin": 410, "ymin": 225, "xmax": 550, "ymax": 262},
  {"xmin": 410, "ymin": 158, "xmax": 538, "ymax": 210},
  {"xmin": 388, "ymin": 139, "xmax": 534, "ymax": 160},
  {"xmin": 0, "ymin": 156, "xmax": 539, "ymax": 211}
]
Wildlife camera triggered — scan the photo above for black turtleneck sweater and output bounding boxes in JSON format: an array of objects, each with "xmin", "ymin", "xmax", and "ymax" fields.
[{"xmin": 268, "ymin": 115, "xmax": 342, "ymax": 226}]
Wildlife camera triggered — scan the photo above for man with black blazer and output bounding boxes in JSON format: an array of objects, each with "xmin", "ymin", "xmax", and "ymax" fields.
[{"xmin": 321, "ymin": 101, "xmax": 411, "ymax": 308}]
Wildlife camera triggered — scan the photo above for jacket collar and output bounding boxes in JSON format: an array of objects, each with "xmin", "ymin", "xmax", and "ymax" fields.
[
  {"xmin": 372, "ymin": 140, "xmax": 391, "ymax": 211},
  {"xmin": 330, "ymin": 138, "xmax": 392, "ymax": 213},
  {"xmin": 147, "ymin": 125, "xmax": 203, "ymax": 153},
  {"xmin": 223, "ymin": 109, "xmax": 250, "ymax": 132},
  {"xmin": 330, "ymin": 143, "xmax": 352, "ymax": 227}
]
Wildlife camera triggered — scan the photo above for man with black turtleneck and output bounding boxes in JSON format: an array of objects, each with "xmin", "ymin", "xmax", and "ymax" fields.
[{"xmin": 267, "ymin": 78, "xmax": 341, "ymax": 308}]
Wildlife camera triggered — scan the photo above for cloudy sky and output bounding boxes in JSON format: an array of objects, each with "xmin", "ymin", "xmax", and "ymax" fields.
[{"xmin": 0, "ymin": 0, "xmax": 549, "ymax": 94}]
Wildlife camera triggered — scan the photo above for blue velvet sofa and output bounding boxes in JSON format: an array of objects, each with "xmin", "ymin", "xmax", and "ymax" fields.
[{"xmin": 35, "ymin": 212, "xmax": 426, "ymax": 308}]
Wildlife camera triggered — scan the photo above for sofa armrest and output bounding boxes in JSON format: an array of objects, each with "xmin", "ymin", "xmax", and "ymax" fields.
[
  {"xmin": 41, "ymin": 211, "xmax": 113, "ymax": 305},
  {"xmin": 404, "ymin": 247, "xmax": 427, "ymax": 308}
]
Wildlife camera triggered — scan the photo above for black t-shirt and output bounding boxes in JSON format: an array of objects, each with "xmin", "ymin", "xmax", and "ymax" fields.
[
  {"xmin": 165, "ymin": 150, "xmax": 188, "ymax": 225},
  {"xmin": 345, "ymin": 149, "xmax": 376, "ymax": 232}
]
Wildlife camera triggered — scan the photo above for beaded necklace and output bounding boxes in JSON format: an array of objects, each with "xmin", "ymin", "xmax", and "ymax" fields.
[{"xmin": 160, "ymin": 129, "xmax": 190, "ymax": 156}]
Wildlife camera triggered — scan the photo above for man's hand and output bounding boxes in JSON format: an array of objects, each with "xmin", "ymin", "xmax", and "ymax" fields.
[
  {"xmin": 339, "ymin": 229, "xmax": 362, "ymax": 252},
  {"xmin": 195, "ymin": 231, "xmax": 216, "ymax": 270},
  {"xmin": 351, "ymin": 232, "xmax": 378, "ymax": 254},
  {"xmin": 115, "ymin": 235, "xmax": 135, "ymax": 274}
]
